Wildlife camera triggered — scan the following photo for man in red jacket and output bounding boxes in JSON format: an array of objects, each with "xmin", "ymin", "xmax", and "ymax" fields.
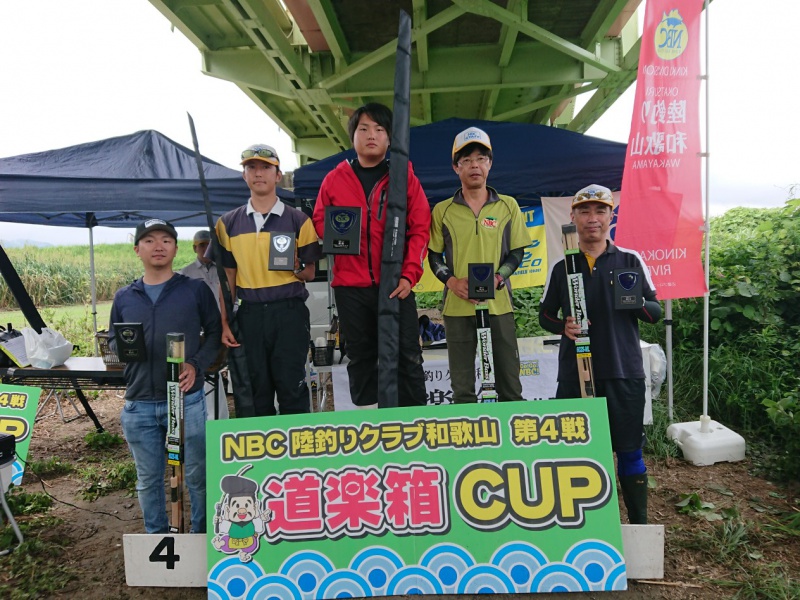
[{"xmin": 313, "ymin": 103, "xmax": 430, "ymax": 408}]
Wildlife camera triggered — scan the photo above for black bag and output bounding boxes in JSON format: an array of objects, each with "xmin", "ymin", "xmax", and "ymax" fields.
[{"xmin": 0, "ymin": 323, "xmax": 23, "ymax": 368}]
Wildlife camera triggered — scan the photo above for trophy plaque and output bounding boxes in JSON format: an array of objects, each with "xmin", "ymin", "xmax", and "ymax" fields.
[
  {"xmin": 613, "ymin": 267, "xmax": 644, "ymax": 310},
  {"xmin": 468, "ymin": 263, "xmax": 495, "ymax": 300},
  {"xmin": 322, "ymin": 206, "xmax": 361, "ymax": 255},
  {"xmin": 113, "ymin": 323, "xmax": 147, "ymax": 362},
  {"xmin": 269, "ymin": 231, "xmax": 296, "ymax": 271}
]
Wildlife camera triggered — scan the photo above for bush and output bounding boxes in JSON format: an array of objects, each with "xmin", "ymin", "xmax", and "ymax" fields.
[
  {"xmin": 649, "ymin": 200, "xmax": 800, "ymax": 481},
  {"xmin": 417, "ymin": 286, "xmax": 548, "ymax": 339}
]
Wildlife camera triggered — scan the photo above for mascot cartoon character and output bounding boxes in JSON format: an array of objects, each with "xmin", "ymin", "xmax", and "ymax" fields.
[{"xmin": 212, "ymin": 465, "xmax": 272, "ymax": 563}]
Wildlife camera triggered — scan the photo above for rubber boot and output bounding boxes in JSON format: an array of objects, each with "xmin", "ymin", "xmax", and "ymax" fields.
[{"xmin": 618, "ymin": 474, "xmax": 648, "ymax": 524}]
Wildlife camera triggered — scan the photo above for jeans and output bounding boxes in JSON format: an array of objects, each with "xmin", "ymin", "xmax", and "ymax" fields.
[{"xmin": 120, "ymin": 389, "xmax": 206, "ymax": 534}]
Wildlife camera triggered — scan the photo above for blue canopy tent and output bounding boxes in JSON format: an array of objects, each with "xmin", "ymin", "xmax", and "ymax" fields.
[
  {"xmin": 0, "ymin": 129, "xmax": 293, "ymax": 227},
  {"xmin": 0, "ymin": 130, "xmax": 293, "ymax": 337},
  {"xmin": 294, "ymin": 118, "xmax": 626, "ymax": 205}
]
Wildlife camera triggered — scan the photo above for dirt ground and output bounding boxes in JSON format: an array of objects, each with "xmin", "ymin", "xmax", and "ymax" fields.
[{"xmin": 7, "ymin": 389, "xmax": 800, "ymax": 600}]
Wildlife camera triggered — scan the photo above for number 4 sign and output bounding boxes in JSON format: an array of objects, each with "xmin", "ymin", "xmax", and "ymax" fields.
[{"xmin": 123, "ymin": 534, "xmax": 206, "ymax": 587}]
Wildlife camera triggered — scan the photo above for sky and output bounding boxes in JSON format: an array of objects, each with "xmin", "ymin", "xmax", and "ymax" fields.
[{"xmin": 0, "ymin": 0, "xmax": 797, "ymax": 246}]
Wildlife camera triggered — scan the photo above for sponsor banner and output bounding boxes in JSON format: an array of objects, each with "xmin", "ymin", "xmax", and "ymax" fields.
[
  {"xmin": 414, "ymin": 205, "xmax": 547, "ymax": 293},
  {"xmin": 514, "ymin": 206, "xmax": 548, "ymax": 288},
  {"xmin": 207, "ymin": 399, "xmax": 627, "ymax": 596},
  {"xmin": 0, "ymin": 384, "xmax": 42, "ymax": 486},
  {"xmin": 615, "ymin": 0, "xmax": 706, "ymax": 300}
]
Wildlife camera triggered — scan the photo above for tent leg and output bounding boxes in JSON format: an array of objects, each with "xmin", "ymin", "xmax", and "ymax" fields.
[{"xmin": 89, "ymin": 227, "xmax": 99, "ymax": 356}]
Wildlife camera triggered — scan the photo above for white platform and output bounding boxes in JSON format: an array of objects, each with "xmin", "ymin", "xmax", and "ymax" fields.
[
  {"xmin": 123, "ymin": 533, "xmax": 206, "ymax": 587},
  {"xmin": 667, "ymin": 416, "xmax": 746, "ymax": 466},
  {"xmin": 0, "ymin": 461, "xmax": 12, "ymax": 494},
  {"xmin": 621, "ymin": 524, "xmax": 665, "ymax": 579},
  {"xmin": 123, "ymin": 526, "xmax": 663, "ymax": 588}
]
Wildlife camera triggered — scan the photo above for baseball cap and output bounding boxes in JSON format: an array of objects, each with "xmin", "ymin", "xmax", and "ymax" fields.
[
  {"xmin": 240, "ymin": 144, "xmax": 280, "ymax": 166},
  {"xmin": 452, "ymin": 127, "xmax": 492, "ymax": 158},
  {"xmin": 134, "ymin": 218, "xmax": 178, "ymax": 244},
  {"xmin": 193, "ymin": 230, "xmax": 211, "ymax": 244},
  {"xmin": 572, "ymin": 184, "xmax": 614, "ymax": 208}
]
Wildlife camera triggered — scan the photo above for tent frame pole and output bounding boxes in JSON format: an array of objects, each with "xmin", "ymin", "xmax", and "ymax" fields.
[{"xmin": 89, "ymin": 226, "xmax": 99, "ymax": 355}]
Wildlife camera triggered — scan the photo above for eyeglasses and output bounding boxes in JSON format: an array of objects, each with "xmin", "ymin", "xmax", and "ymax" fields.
[
  {"xmin": 458, "ymin": 156, "xmax": 490, "ymax": 167},
  {"xmin": 574, "ymin": 189, "xmax": 612, "ymax": 202},
  {"xmin": 241, "ymin": 147, "xmax": 277, "ymax": 161}
]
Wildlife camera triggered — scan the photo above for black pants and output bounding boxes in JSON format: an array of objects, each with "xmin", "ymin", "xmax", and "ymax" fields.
[
  {"xmin": 556, "ymin": 377, "xmax": 646, "ymax": 452},
  {"xmin": 237, "ymin": 298, "xmax": 310, "ymax": 416},
  {"xmin": 334, "ymin": 286, "xmax": 427, "ymax": 407}
]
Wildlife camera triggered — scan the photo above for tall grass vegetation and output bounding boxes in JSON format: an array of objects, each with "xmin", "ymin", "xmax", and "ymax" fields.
[
  {"xmin": 0, "ymin": 242, "xmax": 196, "ymax": 353},
  {"xmin": 0, "ymin": 243, "xmax": 195, "ymax": 308}
]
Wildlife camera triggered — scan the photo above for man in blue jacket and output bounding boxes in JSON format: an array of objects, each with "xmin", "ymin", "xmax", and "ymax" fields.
[{"xmin": 110, "ymin": 218, "xmax": 221, "ymax": 534}]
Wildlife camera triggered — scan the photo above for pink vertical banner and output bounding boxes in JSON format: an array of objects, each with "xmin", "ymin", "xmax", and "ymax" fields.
[{"xmin": 615, "ymin": 0, "xmax": 706, "ymax": 300}]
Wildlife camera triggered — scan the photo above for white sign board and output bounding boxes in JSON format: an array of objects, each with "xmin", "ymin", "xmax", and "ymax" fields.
[{"xmin": 332, "ymin": 352, "xmax": 559, "ymax": 411}]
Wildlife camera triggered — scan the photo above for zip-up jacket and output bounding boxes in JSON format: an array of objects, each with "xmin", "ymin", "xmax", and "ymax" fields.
[
  {"xmin": 428, "ymin": 187, "xmax": 530, "ymax": 317},
  {"xmin": 312, "ymin": 159, "xmax": 431, "ymax": 287},
  {"xmin": 109, "ymin": 273, "xmax": 222, "ymax": 401}
]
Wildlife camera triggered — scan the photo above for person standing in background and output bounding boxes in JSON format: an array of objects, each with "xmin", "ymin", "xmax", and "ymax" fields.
[{"xmin": 179, "ymin": 229, "xmax": 229, "ymax": 419}]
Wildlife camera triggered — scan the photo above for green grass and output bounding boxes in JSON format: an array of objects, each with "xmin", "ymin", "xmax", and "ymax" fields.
[
  {"xmin": 713, "ymin": 563, "xmax": 800, "ymax": 599},
  {"xmin": 644, "ymin": 400, "xmax": 681, "ymax": 460},
  {"xmin": 668, "ymin": 498, "xmax": 800, "ymax": 597},
  {"xmin": 26, "ymin": 457, "xmax": 75, "ymax": 478},
  {"xmin": 0, "ymin": 515, "xmax": 75, "ymax": 599},
  {"xmin": 84, "ymin": 431, "xmax": 125, "ymax": 450},
  {"xmin": 0, "ymin": 301, "xmax": 112, "ymax": 332},
  {"xmin": 78, "ymin": 461, "xmax": 138, "ymax": 502},
  {"xmin": 0, "ymin": 241, "xmax": 197, "ymax": 338},
  {"xmin": 0, "ymin": 491, "xmax": 73, "ymax": 598},
  {"xmin": 3, "ymin": 487, "xmax": 53, "ymax": 515}
]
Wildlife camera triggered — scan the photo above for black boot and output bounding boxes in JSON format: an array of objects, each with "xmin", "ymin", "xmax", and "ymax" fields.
[{"xmin": 618, "ymin": 474, "xmax": 648, "ymax": 524}]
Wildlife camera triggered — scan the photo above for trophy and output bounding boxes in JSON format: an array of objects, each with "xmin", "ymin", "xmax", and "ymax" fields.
[
  {"xmin": 322, "ymin": 206, "xmax": 362, "ymax": 255},
  {"xmin": 269, "ymin": 231, "xmax": 296, "ymax": 271}
]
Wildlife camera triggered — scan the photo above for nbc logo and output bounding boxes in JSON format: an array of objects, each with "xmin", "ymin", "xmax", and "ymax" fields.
[{"xmin": 655, "ymin": 9, "xmax": 689, "ymax": 60}]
